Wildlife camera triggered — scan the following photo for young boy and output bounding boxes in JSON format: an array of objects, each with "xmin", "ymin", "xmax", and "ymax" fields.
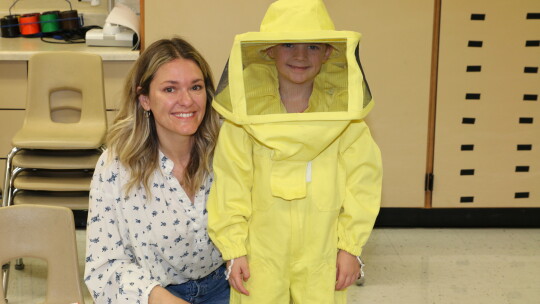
[
  {"xmin": 208, "ymin": 0, "xmax": 382, "ymax": 303},
  {"xmin": 266, "ymin": 43, "xmax": 333, "ymax": 113}
]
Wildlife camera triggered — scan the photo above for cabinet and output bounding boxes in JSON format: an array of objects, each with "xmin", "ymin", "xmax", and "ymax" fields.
[{"xmin": 432, "ymin": 0, "xmax": 540, "ymax": 207}]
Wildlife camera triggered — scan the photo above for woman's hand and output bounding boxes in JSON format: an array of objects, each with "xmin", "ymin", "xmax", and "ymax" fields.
[
  {"xmin": 149, "ymin": 285, "xmax": 190, "ymax": 304},
  {"xmin": 335, "ymin": 249, "xmax": 360, "ymax": 291},
  {"xmin": 227, "ymin": 256, "xmax": 250, "ymax": 296}
]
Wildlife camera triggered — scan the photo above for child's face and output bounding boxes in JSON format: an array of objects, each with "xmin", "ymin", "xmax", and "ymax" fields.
[{"xmin": 267, "ymin": 43, "xmax": 333, "ymax": 87}]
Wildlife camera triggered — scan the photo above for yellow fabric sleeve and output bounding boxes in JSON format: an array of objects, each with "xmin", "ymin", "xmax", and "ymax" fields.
[
  {"xmin": 337, "ymin": 120, "xmax": 382, "ymax": 256},
  {"xmin": 207, "ymin": 120, "xmax": 254, "ymax": 260}
]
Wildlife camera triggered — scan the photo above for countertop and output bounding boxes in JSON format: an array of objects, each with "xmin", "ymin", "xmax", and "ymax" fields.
[{"xmin": 0, "ymin": 36, "xmax": 139, "ymax": 61}]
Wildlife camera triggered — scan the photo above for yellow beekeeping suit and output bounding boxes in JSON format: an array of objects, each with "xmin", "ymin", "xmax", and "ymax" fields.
[{"xmin": 208, "ymin": 0, "xmax": 382, "ymax": 303}]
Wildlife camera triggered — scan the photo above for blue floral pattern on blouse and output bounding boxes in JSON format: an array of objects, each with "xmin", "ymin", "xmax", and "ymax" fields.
[{"xmin": 84, "ymin": 150, "xmax": 223, "ymax": 304}]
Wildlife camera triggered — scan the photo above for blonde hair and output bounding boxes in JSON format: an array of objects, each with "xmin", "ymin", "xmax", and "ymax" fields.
[{"xmin": 107, "ymin": 37, "xmax": 220, "ymax": 196}]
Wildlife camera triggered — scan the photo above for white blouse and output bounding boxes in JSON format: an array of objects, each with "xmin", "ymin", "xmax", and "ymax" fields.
[{"xmin": 84, "ymin": 150, "xmax": 223, "ymax": 304}]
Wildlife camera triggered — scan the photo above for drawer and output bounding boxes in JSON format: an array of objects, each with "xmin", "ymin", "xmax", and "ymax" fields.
[
  {"xmin": 0, "ymin": 61, "xmax": 27, "ymax": 109},
  {"xmin": 0, "ymin": 110, "xmax": 25, "ymax": 156},
  {"xmin": 104, "ymin": 61, "xmax": 135, "ymax": 110}
]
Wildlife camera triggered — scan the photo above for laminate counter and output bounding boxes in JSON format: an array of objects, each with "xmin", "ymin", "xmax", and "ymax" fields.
[{"xmin": 0, "ymin": 36, "xmax": 138, "ymax": 61}]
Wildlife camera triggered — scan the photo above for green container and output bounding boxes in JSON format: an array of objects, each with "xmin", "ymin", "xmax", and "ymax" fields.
[{"xmin": 40, "ymin": 11, "xmax": 60, "ymax": 33}]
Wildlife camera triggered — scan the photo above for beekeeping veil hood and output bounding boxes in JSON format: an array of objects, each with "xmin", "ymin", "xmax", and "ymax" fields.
[{"xmin": 213, "ymin": 0, "xmax": 374, "ymax": 200}]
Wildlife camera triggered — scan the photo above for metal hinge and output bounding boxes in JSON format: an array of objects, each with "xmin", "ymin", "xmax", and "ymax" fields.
[{"xmin": 425, "ymin": 173, "xmax": 434, "ymax": 191}]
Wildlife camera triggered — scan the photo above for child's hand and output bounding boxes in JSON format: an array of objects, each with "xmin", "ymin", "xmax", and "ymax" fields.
[
  {"xmin": 227, "ymin": 256, "xmax": 250, "ymax": 296},
  {"xmin": 335, "ymin": 249, "xmax": 360, "ymax": 290}
]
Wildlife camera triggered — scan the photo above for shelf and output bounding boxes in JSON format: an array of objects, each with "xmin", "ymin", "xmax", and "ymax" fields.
[{"xmin": 0, "ymin": 36, "xmax": 139, "ymax": 61}]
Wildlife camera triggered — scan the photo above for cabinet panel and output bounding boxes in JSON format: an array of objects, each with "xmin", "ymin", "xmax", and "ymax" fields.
[
  {"xmin": 432, "ymin": 0, "xmax": 540, "ymax": 207},
  {"xmin": 106, "ymin": 109, "xmax": 118, "ymax": 129},
  {"xmin": 0, "ymin": 61, "xmax": 27, "ymax": 109},
  {"xmin": 0, "ymin": 110, "xmax": 25, "ymax": 156},
  {"xmin": 329, "ymin": 0, "xmax": 435, "ymax": 207},
  {"xmin": 0, "ymin": 159, "xmax": 5, "ymax": 193},
  {"xmin": 104, "ymin": 61, "xmax": 134, "ymax": 110}
]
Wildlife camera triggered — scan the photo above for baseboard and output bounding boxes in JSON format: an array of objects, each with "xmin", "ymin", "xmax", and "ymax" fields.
[
  {"xmin": 375, "ymin": 208, "xmax": 540, "ymax": 228},
  {"xmin": 74, "ymin": 207, "xmax": 540, "ymax": 229}
]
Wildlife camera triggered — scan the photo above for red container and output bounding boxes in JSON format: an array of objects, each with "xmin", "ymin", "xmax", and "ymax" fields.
[{"xmin": 19, "ymin": 13, "xmax": 40, "ymax": 36}]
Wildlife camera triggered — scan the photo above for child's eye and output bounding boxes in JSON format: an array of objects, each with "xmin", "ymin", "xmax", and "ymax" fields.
[
  {"xmin": 282, "ymin": 43, "xmax": 294, "ymax": 48},
  {"xmin": 308, "ymin": 45, "xmax": 320, "ymax": 50}
]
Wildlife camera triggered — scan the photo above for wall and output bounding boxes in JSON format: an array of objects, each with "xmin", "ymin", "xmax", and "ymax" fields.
[{"xmin": 145, "ymin": 0, "xmax": 435, "ymax": 208}]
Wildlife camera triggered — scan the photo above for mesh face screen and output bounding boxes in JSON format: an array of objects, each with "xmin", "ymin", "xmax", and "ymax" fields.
[
  {"xmin": 241, "ymin": 40, "xmax": 349, "ymax": 116},
  {"xmin": 214, "ymin": 60, "xmax": 233, "ymax": 113},
  {"xmin": 355, "ymin": 44, "xmax": 373, "ymax": 110}
]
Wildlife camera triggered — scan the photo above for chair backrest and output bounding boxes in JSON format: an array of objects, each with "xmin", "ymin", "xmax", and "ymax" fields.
[
  {"xmin": 0, "ymin": 205, "xmax": 84, "ymax": 304},
  {"xmin": 15, "ymin": 51, "xmax": 107, "ymax": 149},
  {"xmin": 26, "ymin": 51, "xmax": 106, "ymax": 123}
]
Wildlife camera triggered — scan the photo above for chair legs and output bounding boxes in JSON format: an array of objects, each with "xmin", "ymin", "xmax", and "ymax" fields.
[
  {"xmin": 0, "ymin": 259, "xmax": 24, "ymax": 297},
  {"xmin": 1, "ymin": 260, "xmax": 24, "ymax": 301},
  {"xmin": 4, "ymin": 169, "xmax": 25, "ymax": 209},
  {"xmin": 2, "ymin": 262, "xmax": 9, "ymax": 301},
  {"xmin": 2, "ymin": 147, "xmax": 21, "ymax": 207},
  {"xmin": 14, "ymin": 259, "xmax": 24, "ymax": 271},
  {"xmin": 2, "ymin": 147, "xmax": 21, "ymax": 301}
]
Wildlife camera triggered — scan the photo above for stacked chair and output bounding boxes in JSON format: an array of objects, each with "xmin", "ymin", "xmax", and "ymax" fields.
[{"xmin": 1, "ymin": 51, "xmax": 107, "ymax": 301}]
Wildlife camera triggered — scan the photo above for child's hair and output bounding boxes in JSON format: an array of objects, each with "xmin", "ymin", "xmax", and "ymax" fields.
[{"xmin": 106, "ymin": 37, "xmax": 221, "ymax": 196}]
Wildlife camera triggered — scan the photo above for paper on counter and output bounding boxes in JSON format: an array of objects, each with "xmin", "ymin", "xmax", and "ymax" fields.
[{"xmin": 105, "ymin": 3, "xmax": 140, "ymax": 49}]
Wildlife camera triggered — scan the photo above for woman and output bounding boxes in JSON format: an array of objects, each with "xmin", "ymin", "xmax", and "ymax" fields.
[{"xmin": 85, "ymin": 38, "xmax": 228, "ymax": 304}]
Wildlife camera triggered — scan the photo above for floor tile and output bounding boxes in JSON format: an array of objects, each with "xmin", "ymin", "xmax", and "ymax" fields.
[{"xmin": 4, "ymin": 228, "xmax": 540, "ymax": 304}]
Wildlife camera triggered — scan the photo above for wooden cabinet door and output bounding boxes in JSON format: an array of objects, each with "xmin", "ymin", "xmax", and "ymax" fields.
[{"xmin": 432, "ymin": 0, "xmax": 540, "ymax": 207}]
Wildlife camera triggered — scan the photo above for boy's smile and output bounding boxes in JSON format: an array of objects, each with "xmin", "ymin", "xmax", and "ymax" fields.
[{"xmin": 267, "ymin": 43, "xmax": 333, "ymax": 87}]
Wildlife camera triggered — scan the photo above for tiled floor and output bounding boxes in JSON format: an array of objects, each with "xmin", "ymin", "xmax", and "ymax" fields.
[
  {"xmin": 4, "ymin": 228, "xmax": 540, "ymax": 303},
  {"xmin": 349, "ymin": 228, "xmax": 540, "ymax": 304}
]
